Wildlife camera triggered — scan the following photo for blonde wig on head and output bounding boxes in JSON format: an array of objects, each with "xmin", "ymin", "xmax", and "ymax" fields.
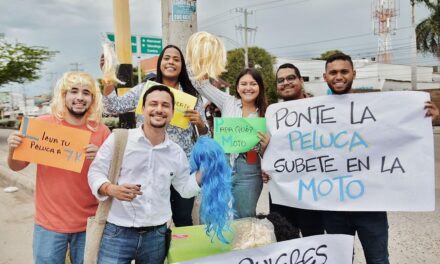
[
  {"xmin": 186, "ymin": 31, "xmax": 227, "ymax": 80},
  {"xmin": 50, "ymin": 71, "xmax": 104, "ymax": 131}
]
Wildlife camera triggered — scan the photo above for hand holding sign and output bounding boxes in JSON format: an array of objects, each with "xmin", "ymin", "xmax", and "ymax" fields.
[{"xmin": 12, "ymin": 117, "xmax": 92, "ymax": 173}]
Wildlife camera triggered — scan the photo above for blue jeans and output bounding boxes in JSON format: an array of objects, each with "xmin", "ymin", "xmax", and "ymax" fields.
[
  {"xmin": 323, "ymin": 211, "xmax": 389, "ymax": 264},
  {"xmin": 98, "ymin": 222, "xmax": 166, "ymax": 264},
  {"xmin": 232, "ymin": 155, "xmax": 263, "ymax": 219},
  {"xmin": 33, "ymin": 224, "xmax": 85, "ymax": 264}
]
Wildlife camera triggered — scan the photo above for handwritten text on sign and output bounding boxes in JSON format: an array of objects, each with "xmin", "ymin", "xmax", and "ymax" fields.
[
  {"xmin": 214, "ymin": 117, "xmax": 266, "ymax": 153},
  {"xmin": 13, "ymin": 117, "xmax": 91, "ymax": 173},
  {"xmin": 179, "ymin": 234, "xmax": 353, "ymax": 264},
  {"xmin": 262, "ymin": 91, "xmax": 434, "ymax": 211},
  {"xmin": 136, "ymin": 81, "xmax": 197, "ymax": 129}
]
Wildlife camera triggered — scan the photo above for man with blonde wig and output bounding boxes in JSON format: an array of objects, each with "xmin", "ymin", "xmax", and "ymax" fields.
[{"xmin": 7, "ymin": 71, "xmax": 111, "ymax": 264}]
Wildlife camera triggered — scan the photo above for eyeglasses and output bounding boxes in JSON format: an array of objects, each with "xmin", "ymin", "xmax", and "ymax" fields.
[{"xmin": 277, "ymin": 74, "xmax": 298, "ymax": 84}]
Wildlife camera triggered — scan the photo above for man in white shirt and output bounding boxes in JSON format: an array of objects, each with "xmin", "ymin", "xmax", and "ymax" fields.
[{"xmin": 88, "ymin": 85, "xmax": 202, "ymax": 264}]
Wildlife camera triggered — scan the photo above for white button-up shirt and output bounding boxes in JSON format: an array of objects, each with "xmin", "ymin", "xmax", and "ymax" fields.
[{"xmin": 88, "ymin": 127, "xmax": 200, "ymax": 227}]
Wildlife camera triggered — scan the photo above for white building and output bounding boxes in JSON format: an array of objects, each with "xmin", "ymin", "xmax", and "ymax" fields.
[{"xmin": 276, "ymin": 58, "xmax": 440, "ymax": 97}]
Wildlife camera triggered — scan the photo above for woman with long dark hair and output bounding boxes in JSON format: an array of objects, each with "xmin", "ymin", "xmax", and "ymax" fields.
[
  {"xmin": 194, "ymin": 67, "xmax": 268, "ymax": 219},
  {"xmin": 102, "ymin": 45, "xmax": 209, "ymax": 227}
]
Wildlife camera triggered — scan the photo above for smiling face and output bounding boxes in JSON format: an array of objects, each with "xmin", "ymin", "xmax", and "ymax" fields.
[
  {"xmin": 237, "ymin": 73, "xmax": 260, "ymax": 105},
  {"xmin": 160, "ymin": 47, "xmax": 182, "ymax": 81},
  {"xmin": 142, "ymin": 90, "xmax": 174, "ymax": 129},
  {"xmin": 276, "ymin": 68, "xmax": 305, "ymax": 101},
  {"xmin": 65, "ymin": 85, "xmax": 93, "ymax": 118},
  {"xmin": 324, "ymin": 59, "xmax": 356, "ymax": 94}
]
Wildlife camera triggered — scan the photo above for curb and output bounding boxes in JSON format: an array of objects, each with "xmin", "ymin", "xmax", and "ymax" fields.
[{"xmin": 0, "ymin": 165, "xmax": 34, "ymax": 196}]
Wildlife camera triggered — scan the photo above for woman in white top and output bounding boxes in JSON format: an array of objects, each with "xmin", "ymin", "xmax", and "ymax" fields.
[{"xmin": 195, "ymin": 67, "xmax": 268, "ymax": 219}]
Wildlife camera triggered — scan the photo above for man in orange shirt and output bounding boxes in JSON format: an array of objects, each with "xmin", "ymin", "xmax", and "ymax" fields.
[{"xmin": 7, "ymin": 71, "xmax": 111, "ymax": 264}]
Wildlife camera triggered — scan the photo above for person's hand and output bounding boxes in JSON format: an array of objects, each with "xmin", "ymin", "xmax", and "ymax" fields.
[
  {"xmin": 261, "ymin": 171, "xmax": 271, "ymax": 184},
  {"xmin": 106, "ymin": 183, "xmax": 143, "ymax": 201},
  {"xmin": 425, "ymin": 101, "xmax": 439, "ymax": 123},
  {"xmin": 257, "ymin": 132, "xmax": 270, "ymax": 156},
  {"xmin": 185, "ymin": 109, "xmax": 207, "ymax": 133},
  {"xmin": 7, "ymin": 131, "xmax": 23, "ymax": 150},
  {"xmin": 84, "ymin": 144, "xmax": 99, "ymax": 160},
  {"xmin": 102, "ymin": 79, "xmax": 116, "ymax": 96}
]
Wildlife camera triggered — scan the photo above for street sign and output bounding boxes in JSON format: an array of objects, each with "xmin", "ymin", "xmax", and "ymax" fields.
[
  {"xmin": 172, "ymin": 0, "xmax": 196, "ymax": 21},
  {"xmin": 140, "ymin": 37, "xmax": 162, "ymax": 55},
  {"xmin": 106, "ymin": 33, "xmax": 137, "ymax": 53},
  {"xmin": 106, "ymin": 33, "xmax": 162, "ymax": 55}
]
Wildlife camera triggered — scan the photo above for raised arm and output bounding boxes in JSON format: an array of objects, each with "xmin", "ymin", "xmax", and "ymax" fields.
[{"xmin": 102, "ymin": 82, "xmax": 144, "ymax": 114}]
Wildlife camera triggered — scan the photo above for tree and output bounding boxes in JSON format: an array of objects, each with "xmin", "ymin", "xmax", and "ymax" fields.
[
  {"xmin": 0, "ymin": 37, "xmax": 56, "ymax": 87},
  {"xmin": 414, "ymin": 0, "xmax": 440, "ymax": 58},
  {"xmin": 312, "ymin": 49, "xmax": 343, "ymax": 60},
  {"xmin": 220, "ymin": 46, "xmax": 278, "ymax": 104}
]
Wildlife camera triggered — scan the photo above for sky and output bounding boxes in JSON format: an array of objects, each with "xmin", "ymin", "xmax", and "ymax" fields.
[{"xmin": 0, "ymin": 0, "xmax": 438, "ymax": 96}]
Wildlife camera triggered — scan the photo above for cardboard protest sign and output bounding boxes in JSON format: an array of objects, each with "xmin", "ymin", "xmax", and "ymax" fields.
[
  {"xmin": 12, "ymin": 117, "xmax": 91, "ymax": 173},
  {"xmin": 178, "ymin": 234, "xmax": 353, "ymax": 264},
  {"xmin": 136, "ymin": 81, "xmax": 197, "ymax": 129},
  {"xmin": 213, "ymin": 117, "xmax": 266, "ymax": 153},
  {"xmin": 263, "ymin": 91, "xmax": 435, "ymax": 211},
  {"xmin": 168, "ymin": 225, "xmax": 233, "ymax": 263}
]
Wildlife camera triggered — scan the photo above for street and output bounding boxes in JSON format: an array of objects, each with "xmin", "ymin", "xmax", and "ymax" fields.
[{"xmin": 0, "ymin": 128, "xmax": 439, "ymax": 263}]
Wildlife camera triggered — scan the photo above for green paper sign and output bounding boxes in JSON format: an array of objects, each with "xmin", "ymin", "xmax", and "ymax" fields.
[{"xmin": 214, "ymin": 117, "xmax": 266, "ymax": 154}]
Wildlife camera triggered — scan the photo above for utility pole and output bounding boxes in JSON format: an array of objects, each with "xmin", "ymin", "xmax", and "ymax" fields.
[
  {"xmin": 70, "ymin": 62, "xmax": 83, "ymax": 72},
  {"xmin": 410, "ymin": 0, "xmax": 417, "ymax": 90},
  {"xmin": 112, "ymin": 0, "xmax": 136, "ymax": 128},
  {"xmin": 161, "ymin": 0, "xmax": 197, "ymax": 53},
  {"xmin": 235, "ymin": 8, "xmax": 257, "ymax": 68}
]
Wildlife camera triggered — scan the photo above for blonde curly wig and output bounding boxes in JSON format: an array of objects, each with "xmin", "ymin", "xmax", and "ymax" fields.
[
  {"xmin": 186, "ymin": 31, "xmax": 227, "ymax": 80},
  {"xmin": 50, "ymin": 71, "xmax": 103, "ymax": 131}
]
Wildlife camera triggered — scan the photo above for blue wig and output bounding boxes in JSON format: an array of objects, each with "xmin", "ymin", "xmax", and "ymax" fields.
[{"xmin": 190, "ymin": 136, "xmax": 233, "ymax": 244}]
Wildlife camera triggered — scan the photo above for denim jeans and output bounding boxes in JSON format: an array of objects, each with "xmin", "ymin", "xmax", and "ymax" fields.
[
  {"xmin": 170, "ymin": 185, "xmax": 194, "ymax": 227},
  {"xmin": 323, "ymin": 211, "xmax": 389, "ymax": 264},
  {"xmin": 98, "ymin": 222, "xmax": 166, "ymax": 264},
  {"xmin": 33, "ymin": 224, "xmax": 85, "ymax": 264},
  {"xmin": 232, "ymin": 155, "xmax": 263, "ymax": 219}
]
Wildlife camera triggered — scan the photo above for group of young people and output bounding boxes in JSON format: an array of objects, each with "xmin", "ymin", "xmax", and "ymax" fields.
[{"xmin": 7, "ymin": 30, "xmax": 440, "ymax": 264}]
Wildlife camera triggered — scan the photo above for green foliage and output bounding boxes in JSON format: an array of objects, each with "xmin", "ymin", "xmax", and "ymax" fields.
[
  {"xmin": 318, "ymin": 49, "xmax": 343, "ymax": 60},
  {"xmin": 0, "ymin": 36, "xmax": 57, "ymax": 87},
  {"xmin": 103, "ymin": 117, "xmax": 119, "ymax": 130},
  {"xmin": 220, "ymin": 47, "xmax": 277, "ymax": 104},
  {"xmin": 415, "ymin": 0, "xmax": 440, "ymax": 58}
]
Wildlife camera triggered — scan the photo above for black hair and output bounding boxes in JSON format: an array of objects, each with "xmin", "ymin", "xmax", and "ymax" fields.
[
  {"xmin": 142, "ymin": 85, "xmax": 175, "ymax": 109},
  {"xmin": 234, "ymin": 68, "xmax": 268, "ymax": 117},
  {"xmin": 276, "ymin": 63, "xmax": 302, "ymax": 79},
  {"xmin": 325, "ymin": 52, "xmax": 354, "ymax": 70},
  {"xmin": 156, "ymin": 45, "xmax": 198, "ymax": 97},
  {"xmin": 257, "ymin": 212, "xmax": 300, "ymax": 242}
]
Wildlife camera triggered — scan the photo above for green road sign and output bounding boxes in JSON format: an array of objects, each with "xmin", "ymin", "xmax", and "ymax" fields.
[
  {"xmin": 140, "ymin": 37, "xmax": 162, "ymax": 55},
  {"xmin": 106, "ymin": 33, "xmax": 162, "ymax": 55}
]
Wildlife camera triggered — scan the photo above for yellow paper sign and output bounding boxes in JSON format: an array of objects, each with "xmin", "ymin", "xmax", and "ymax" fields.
[
  {"xmin": 12, "ymin": 117, "xmax": 92, "ymax": 173},
  {"xmin": 135, "ymin": 81, "xmax": 198, "ymax": 129}
]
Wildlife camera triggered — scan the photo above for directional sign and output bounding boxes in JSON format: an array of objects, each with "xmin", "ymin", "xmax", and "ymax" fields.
[
  {"xmin": 106, "ymin": 33, "xmax": 162, "ymax": 55},
  {"xmin": 140, "ymin": 37, "xmax": 162, "ymax": 55}
]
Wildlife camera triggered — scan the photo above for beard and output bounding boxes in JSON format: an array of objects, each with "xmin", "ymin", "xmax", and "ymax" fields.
[
  {"xmin": 150, "ymin": 122, "xmax": 167, "ymax": 128},
  {"xmin": 328, "ymin": 80, "xmax": 353, "ymax": 95},
  {"xmin": 67, "ymin": 105, "xmax": 88, "ymax": 118}
]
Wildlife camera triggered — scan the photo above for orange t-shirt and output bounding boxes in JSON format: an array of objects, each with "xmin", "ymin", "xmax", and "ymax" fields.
[{"xmin": 34, "ymin": 115, "xmax": 111, "ymax": 233}]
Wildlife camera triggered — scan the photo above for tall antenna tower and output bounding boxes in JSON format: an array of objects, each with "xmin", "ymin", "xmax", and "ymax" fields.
[{"xmin": 372, "ymin": 0, "xmax": 399, "ymax": 63}]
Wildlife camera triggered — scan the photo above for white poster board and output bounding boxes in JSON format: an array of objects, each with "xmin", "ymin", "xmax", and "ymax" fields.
[
  {"xmin": 262, "ymin": 91, "xmax": 435, "ymax": 211},
  {"xmin": 179, "ymin": 234, "xmax": 354, "ymax": 264}
]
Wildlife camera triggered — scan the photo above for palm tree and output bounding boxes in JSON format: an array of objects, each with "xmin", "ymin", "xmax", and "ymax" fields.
[{"xmin": 414, "ymin": 0, "xmax": 440, "ymax": 58}]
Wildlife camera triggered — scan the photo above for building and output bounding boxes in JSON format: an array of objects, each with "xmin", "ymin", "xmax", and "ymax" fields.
[{"xmin": 276, "ymin": 58, "xmax": 440, "ymax": 97}]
